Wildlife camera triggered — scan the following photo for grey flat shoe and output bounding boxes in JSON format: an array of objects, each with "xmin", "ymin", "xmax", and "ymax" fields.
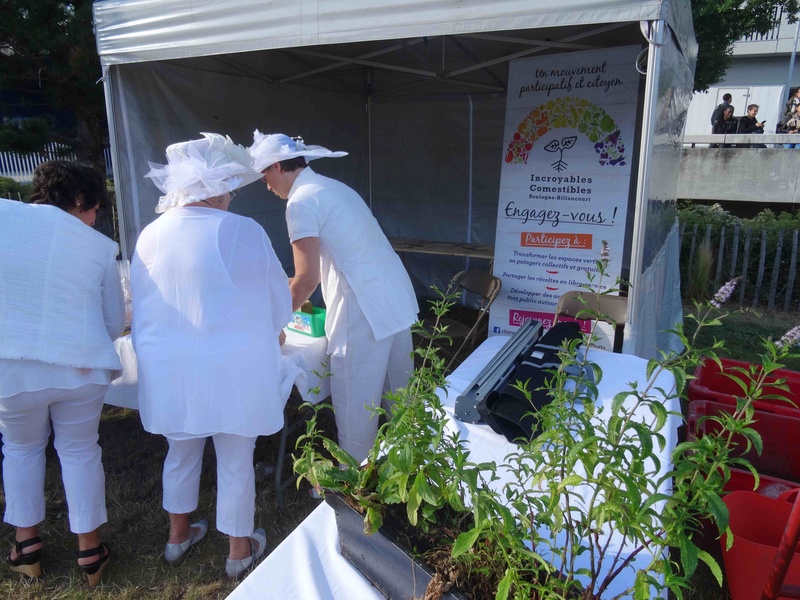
[
  {"xmin": 225, "ymin": 528, "xmax": 267, "ymax": 579},
  {"xmin": 164, "ymin": 519, "xmax": 208, "ymax": 566}
]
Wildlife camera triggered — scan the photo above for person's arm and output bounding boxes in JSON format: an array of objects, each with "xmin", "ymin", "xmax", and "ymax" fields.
[{"xmin": 290, "ymin": 236, "xmax": 321, "ymax": 312}]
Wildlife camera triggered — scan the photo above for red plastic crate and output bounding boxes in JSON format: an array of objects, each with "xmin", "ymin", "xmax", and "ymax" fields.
[
  {"xmin": 687, "ymin": 399, "xmax": 800, "ymax": 483},
  {"xmin": 688, "ymin": 357, "xmax": 800, "ymax": 416}
]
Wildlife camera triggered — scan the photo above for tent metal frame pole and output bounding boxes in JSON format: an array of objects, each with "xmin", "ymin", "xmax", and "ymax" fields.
[
  {"xmin": 100, "ymin": 65, "xmax": 134, "ymax": 260},
  {"xmin": 367, "ymin": 96, "xmax": 373, "ymax": 211},
  {"xmin": 279, "ymin": 40, "xmax": 425, "ymax": 84},
  {"xmin": 466, "ymin": 94, "xmax": 474, "ymax": 274},
  {"xmin": 450, "ymin": 23, "xmax": 626, "ymax": 77}
]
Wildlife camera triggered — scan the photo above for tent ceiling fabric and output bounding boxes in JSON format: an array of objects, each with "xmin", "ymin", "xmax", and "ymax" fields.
[
  {"xmin": 158, "ymin": 23, "xmax": 645, "ymax": 100},
  {"xmin": 94, "ymin": 0, "xmax": 696, "ymax": 70}
]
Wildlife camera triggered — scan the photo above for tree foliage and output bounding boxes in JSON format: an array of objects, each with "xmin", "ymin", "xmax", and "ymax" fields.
[
  {"xmin": 0, "ymin": 1, "xmax": 106, "ymax": 166},
  {"xmin": 2, "ymin": 0, "xmax": 800, "ymax": 162},
  {"xmin": 693, "ymin": 0, "xmax": 800, "ymax": 92}
]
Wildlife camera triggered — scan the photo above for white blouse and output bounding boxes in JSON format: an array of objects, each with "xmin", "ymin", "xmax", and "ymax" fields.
[
  {"xmin": 286, "ymin": 168, "xmax": 418, "ymax": 353},
  {"xmin": 131, "ymin": 207, "xmax": 292, "ymax": 438}
]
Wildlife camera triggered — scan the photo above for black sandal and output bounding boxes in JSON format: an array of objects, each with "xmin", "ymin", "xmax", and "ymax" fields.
[
  {"xmin": 78, "ymin": 542, "xmax": 110, "ymax": 587},
  {"xmin": 6, "ymin": 536, "xmax": 42, "ymax": 578}
]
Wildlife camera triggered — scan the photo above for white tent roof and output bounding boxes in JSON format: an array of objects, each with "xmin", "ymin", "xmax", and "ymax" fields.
[{"xmin": 94, "ymin": 0, "xmax": 696, "ymax": 67}]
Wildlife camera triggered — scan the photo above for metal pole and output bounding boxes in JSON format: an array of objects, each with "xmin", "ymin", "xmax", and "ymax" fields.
[{"xmin": 785, "ymin": 20, "xmax": 800, "ymax": 100}]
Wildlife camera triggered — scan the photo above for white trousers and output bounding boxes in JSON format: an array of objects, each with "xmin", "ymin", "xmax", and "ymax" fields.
[
  {"xmin": 162, "ymin": 434, "xmax": 257, "ymax": 538},
  {"xmin": 329, "ymin": 300, "xmax": 413, "ymax": 463},
  {"xmin": 0, "ymin": 384, "xmax": 108, "ymax": 533}
]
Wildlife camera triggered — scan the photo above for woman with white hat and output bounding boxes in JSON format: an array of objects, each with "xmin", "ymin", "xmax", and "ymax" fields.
[
  {"xmin": 130, "ymin": 133, "xmax": 292, "ymax": 578},
  {"xmin": 248, "ymin": 132, "xmax": 418, "ymax": 465}
]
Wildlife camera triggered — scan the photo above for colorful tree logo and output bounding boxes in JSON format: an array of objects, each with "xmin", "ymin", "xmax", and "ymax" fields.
[{"xmin": 505, "ymin": 97, "xmax": 626, "ymax": 167}]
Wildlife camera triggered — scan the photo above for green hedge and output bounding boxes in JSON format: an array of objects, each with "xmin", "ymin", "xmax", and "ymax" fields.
[{"xmin": 0, "ymin": 177, "xmax": 31, "ymax": 200}]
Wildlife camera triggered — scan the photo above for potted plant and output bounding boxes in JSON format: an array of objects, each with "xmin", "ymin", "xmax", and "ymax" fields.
[{"xmin": 294, "ymin": 256, "xmax": 798, "ymax": 599}]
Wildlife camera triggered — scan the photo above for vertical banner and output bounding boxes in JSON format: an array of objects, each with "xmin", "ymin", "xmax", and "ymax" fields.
[{"xmin": 489, "ymin": 45, "xmax": 641, "ymax": 336}]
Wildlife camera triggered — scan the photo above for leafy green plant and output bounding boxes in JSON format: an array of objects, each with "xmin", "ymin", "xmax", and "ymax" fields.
[
  {"xmin": 294, "ymin": 285, "xmax": 489, "ymax": 534},
  {"xmin": 0, "ymin": 176, "xmax": 30, "ymax": 200},
  {"xmin": 294, "ymin": 253, "xmax": 800, "ymax": 600}
]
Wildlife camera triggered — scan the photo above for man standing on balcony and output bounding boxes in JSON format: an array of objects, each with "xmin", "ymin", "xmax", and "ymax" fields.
[{"xmin": 710, "ymin": 94, "xmax": 734, "ymax": 131}]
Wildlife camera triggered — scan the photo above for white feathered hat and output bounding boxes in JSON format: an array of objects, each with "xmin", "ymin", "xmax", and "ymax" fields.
[
  {"xmin": 248, "ymin": 131, "xmax": 348, "ymax": 172},
  {"xmin": 146, "ymin": 132, "xmax": 263, "ymax": 213}
]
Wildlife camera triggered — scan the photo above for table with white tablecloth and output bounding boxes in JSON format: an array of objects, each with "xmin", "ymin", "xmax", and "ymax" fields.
[
  {"xmin": 104, "ymin": 329, "xmax": 331, "ymax": 410},
  {"xmin": 227, "ymin": 335, "xmax": 680, "ymax": 600}
]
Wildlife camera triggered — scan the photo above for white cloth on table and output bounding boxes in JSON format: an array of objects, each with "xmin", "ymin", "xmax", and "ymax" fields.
[
  {"xmin": 163, "ymin": 434, "xmax": 257, "ymax": 537},
  {"xmin": 279, "ymin": 332, "xmax": 331, "ymax": 404},
  {"xmin": 0, "ymin": 198, "xmax": 124, "ymax": 372},
  {"xmin": 131, "ymin": 206, "xmax": 292, "ymax": 438},
  {"xmin": 0, "ymin": 384, "xmax": 108, "ymax": 533},
  {"xmin": 285, "ymin": 167, "xmax": 418, "ymax": 348},
  {"xmin": 226, "ymin": 502, "xmax": 384, "ymax": 600}
]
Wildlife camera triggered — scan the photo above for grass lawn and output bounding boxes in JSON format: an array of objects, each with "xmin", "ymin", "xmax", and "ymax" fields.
[{"xmin": 0, "ymin": 305, "xmax": 798, "ymax": 599}]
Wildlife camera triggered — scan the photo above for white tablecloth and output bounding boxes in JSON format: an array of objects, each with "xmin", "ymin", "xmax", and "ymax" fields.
[
  {"xmin": 104, "ymin": 329, "xmax": 331, "ymax": 410},
  {"xmin": 227, "ymin": 336, "xmax": 679, "ymax": 599}
]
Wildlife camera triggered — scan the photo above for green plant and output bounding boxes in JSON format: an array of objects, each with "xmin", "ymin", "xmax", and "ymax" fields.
[
  {"xmin": 686, "ymin": 239, "xmax": 714, "ymax": 302},
  {"xmin": 294, "ymin": 285, "xmax": 488, "ymax": 534},
  {"xmin": 294, "ymin": 257, "xmax": 800, "ymax": 600},
  {"xmin": 0, "ymin": 176, "xmax": 30, "ymax": 200}
]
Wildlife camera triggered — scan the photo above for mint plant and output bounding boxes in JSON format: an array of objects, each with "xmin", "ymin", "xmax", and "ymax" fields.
[
  {"xmin": 293, "ymin": 285, "xmax": 492, "ymax": 534},
  {"xmin": 294, "ymin": 250, "xmax": 799, "ymax": 600}
]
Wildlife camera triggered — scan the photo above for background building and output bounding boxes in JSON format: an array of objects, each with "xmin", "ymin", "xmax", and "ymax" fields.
[{"xmin": 685, "ymin": 8, "xmax": 800, "ymax": 134}]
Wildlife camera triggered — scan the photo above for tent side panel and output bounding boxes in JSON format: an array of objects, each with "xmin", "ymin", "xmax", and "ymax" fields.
[
  {"xmin": 626, "ymin": 30, "xmax": 693, "ymax": 358},
  {"xmin": 108, "ymin": 58, "xmax": 370, "ymax": 271},
  {"xmin": 370, "ymin": 94, "xmax": 504, "ymax": 297}
]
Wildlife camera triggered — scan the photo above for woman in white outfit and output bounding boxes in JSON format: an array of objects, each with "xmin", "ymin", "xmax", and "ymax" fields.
[
  {"xmin": 131, "ymin": 133, "xmax": 292, "ymax": 578},
  {"xmin": 0, "ymin": 161, "xmax": 124, "ymax": 585}
]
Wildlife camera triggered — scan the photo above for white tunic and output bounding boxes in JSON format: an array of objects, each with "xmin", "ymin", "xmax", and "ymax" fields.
[
  {"xmin": 131, "ymin": 207, "xmax": 292, "ymax": 438},
  {"xmin": 285, "ymin": 168, "xmax": 418, "ymax": 355}
]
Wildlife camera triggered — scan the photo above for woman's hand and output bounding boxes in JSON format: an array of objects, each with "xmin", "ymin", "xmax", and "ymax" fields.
[{"xmin": 279, "ymin": 330, "xmax": 286, "ymax": 346}]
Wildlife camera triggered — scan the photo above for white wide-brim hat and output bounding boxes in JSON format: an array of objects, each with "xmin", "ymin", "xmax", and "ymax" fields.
[
  {"xmin": 248, "ymin": 130, "xmax": 348, "ymax": 172},
  {"xmin": 146, "ymin": 132, "xmax": 263, "ymax": 213}
]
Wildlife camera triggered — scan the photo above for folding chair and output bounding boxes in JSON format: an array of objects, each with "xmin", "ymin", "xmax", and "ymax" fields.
[
  {"xmin": 553, "ymin": 290, "xmax": 628, "ymax": 353},
  {"xmin": 421, "ymin": 269, "xmax": 501, "ymax": 371}
]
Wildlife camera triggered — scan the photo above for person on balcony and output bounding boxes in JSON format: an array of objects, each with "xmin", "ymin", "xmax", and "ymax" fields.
[
  {"xmin": 737, "ymin": 104, "xmax": 766, "ymax": 148},
  {"xmin": 710, "ymin": 106, "xmax": 737, "ymax": 148},
  {"xmin": 710, "ymin": 93, "xmax": 734, "ymax": 131},
  {"xmin": 780, "ymin": 88, "xmax": 800, "ymax": 148}
]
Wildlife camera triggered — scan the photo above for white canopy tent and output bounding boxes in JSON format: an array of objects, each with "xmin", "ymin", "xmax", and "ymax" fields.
[{"xmin": 93, "ymin": 0, "xmax": 696, "ymax": 359}]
